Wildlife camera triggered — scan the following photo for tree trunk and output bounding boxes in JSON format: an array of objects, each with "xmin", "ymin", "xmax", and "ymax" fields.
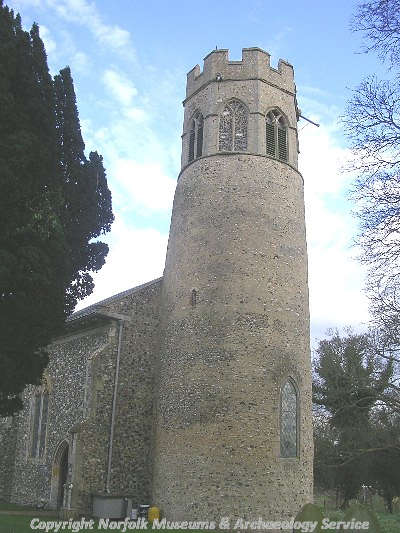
[{"xmin": 384, "ymin": 491, "xmax": 393, "ymax": 514}]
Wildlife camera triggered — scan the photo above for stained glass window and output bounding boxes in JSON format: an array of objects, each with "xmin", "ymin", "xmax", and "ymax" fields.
[
  {"xmin": 188, "ymin": 112, "xmax": 204, "ymax": 163},
  {"xmin": 219, "ymin": 100, "xmax": 248, "ymax": 152},
  {"xmin": 280, "ymin": 380, "xmax": 298, "ymax": 457},
  {"xmin": 266, "ymin": 109, "xmax": 288, "ymax": 161}
]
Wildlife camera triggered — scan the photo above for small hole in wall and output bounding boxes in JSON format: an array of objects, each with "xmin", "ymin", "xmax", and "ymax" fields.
[{"xmin": 191, "ymin": 289, "xmax": 197, "ymax": 307}]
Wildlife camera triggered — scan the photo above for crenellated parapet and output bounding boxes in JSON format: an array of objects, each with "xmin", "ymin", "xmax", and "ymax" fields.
[
  {"xmin": 182, "ymin": 47, "xmax": 299, "ymax": 170},
  {"xmin": 186, "ymin": 47, "xmax": 295, "ymax": 99}
]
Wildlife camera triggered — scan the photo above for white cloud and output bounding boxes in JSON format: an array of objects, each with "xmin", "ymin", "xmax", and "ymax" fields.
[
  {"xmin": 75, "ymin": 217, "xmax": 168, "ymax": 310},
  {"xmin": 300, "ymin": 123, "xmax": 349, "ymax": 194},
  {"xmin": 112, "ymin": 159, "xmax": 176, "ymax": 212},
  {"xmin": 299, "ymin": 85, "xmax": 333, "ymax": 99},
  {"xmin": 8, "ymin": 0, "xmax": 42, "ymax": 7},
  {"xmin": 299, "ymin": 120, "xmax": 370, "ymax": 342},
  {"xmin": 261, "ymin": 26, "xmax": 293, "ymax": 64},
  {"xmin": 102, "ymin": 69, "xmax": 138, "ymax": 107},
  {"xmin": 71, "ymin": 51, "xmax": 90, "ymax": 73},
  {"xmin": 46, "ymin": 0, "xmax": 134, "ymax": 56},
  {"xmin": 124, "ymin": 107, "xmax": 148, "ymax": 122},
  {"xmin": 9, "ymin": 0, "xmax": 133, "ymax": 55},
  {"xmin": 39, "ymin": 25, "xmax": 56, "ymax": 55}
]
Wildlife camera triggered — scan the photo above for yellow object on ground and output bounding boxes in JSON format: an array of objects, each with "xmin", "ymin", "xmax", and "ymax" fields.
[{"xmin": 148, "ymin": 506, "xmax": 160, "ymax": 522}]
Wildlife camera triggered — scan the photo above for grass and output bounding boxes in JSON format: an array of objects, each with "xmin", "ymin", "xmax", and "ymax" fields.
[
  {"xmin": 374, "ymin": 512, "xmax": 400, "ymax": 533},
  {"xmin": 0, "ymin": 504, "xmax": 37, "ymax": 512},
  {"xmin": 314, "ymin": 507, "xmax": 400, "ymax": 533},
  {"xmin": 0, "ymin": 514, "xmax": 45, "ymax": 533}
]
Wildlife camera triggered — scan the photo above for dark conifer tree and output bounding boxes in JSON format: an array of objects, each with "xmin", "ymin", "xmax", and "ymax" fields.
[
  {"xmin": 0, "ymin": 1, "xmax": 113, "ymax": 416},
  {"xmin": 54, "ymin": 67, "xmax": 113, "ymax": 314},
  {"xmin": 313, "ymin": 329, "xmax": 395, "ymax": 508}
]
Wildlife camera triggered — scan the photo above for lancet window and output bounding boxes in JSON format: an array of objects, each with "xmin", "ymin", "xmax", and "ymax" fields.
[
  {"xmin": 188, "ymin": 112, "xmax": 204, "ymax": 163},
  {"xmin": 30, "ymin": 387, "xmax": 49, "ymax": 458},
  {"xmin": 219, "ymin": 100, "xmax": 248, "ymax": 152},
  {"xmin": 280, "ymin": 379, "xmax": 298, "ymax": 457},
  {"xmin": 266, "ymin": 109, "xmax": 288, "ymax": 161}
]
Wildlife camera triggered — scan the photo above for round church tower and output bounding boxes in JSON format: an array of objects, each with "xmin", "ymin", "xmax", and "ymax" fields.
[{"xmin": 152, "ymin": 48, "xmax": 313, "ymax": 521}]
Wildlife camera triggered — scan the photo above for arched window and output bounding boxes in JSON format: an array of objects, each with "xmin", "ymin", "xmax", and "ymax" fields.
[
  {"xmin": 188, "ymin": 112, "xmax": 204, "ymax": 163},
  {"xmin": 30, "ymin": 387, "xmax": 49, "ymax": 458},
  {"xmin": 280, "ymin": 379, "xmax": 298, "ymax": 457},
  {"xmin": 219, "ymin": 100, "xmax": 248, "ymax": 152},
  {"xmin": 266, "ymin": 109, "xmax": 288, "ymax": 161}
]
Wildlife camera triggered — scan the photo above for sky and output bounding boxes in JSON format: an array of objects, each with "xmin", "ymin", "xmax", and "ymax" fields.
[{"xmin": 7, "ymin": 0, "xmax": 384, "ymax": 346}]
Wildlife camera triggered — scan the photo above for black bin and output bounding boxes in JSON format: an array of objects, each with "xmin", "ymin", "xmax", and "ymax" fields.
[{"xmin": 138, "ymin": 504, "xmax": 150, "ymax": 519}]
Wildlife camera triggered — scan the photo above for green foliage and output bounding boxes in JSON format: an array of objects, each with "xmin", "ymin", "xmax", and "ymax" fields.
[
  {"xmin": 313, "ymin": 411, "xmax": 340, "ymax": 492},
  {"xmin": 376, "ymin": 511, "xmax": 400, "ymax": 533},
  {"xmin": 294, "ymin": 503, "xmax": 323, "ymax": 533},
  {"xmin": 344, "ymin": 503, "xmax": 381, "ymax": 532},
  {"xmin": 314, "ymin": 331, "xmax": 393, "ymax": 430},
  {"xmin": 367, "ymin": 410, "xmax": 400, "ymax": 513},
  {"xmin": 0, "ymin": 1, "xmax": 113, "ymax": 416},
  {"xmin": 313, "ymin": 330, "xmax": 395, "ymax": 508},
  {"xmin": 53, "ymin": 67, "xmax": 113, "ymax": 314}
]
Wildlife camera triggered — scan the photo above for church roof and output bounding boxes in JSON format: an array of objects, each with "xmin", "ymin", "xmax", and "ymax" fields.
[{"xmin": 67, "ymin": 277, "xmax": 163, "ymax": 322}]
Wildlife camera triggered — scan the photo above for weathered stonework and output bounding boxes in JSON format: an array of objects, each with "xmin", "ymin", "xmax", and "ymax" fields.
[
  {"xmin": 153, "ymin": 48, "xmax": 312, "ymax": 521},
  {"xmin": 0, "ymin": 279, "xmax": 161, "ymax": 514},
  {"xmin": 152, "ymin": 154, "xmax": 312, "ymax": 520},
  {"xmin": 0, "ymin": 417, "xmax": 17, "ymax": 501},
  {"xmin": 0, "ymin": 47, "xmax": 313, "ymax": 521}
]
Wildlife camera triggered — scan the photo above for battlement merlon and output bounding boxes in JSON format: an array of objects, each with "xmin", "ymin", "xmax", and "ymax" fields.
[{"xmin": 185, "ymin": 47, "xmax": 295, "ymax": 99}]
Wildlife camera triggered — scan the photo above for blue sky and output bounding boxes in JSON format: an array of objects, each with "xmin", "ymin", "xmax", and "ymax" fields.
[{"xmin": 8, "ymin": 0, "xmax": 380, "ymax": 344}]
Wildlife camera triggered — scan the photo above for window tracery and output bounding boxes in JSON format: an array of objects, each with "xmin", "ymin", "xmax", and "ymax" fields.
[{"xmin": 219, "ymin": 100, "xmax": 248, "ymax": 152}]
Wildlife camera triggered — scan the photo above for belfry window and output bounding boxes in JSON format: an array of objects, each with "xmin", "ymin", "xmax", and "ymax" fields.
[
  {"xmin": 266, "ymin": 109, "xmax": 288, "ymax": 161},
  {"xmin": 188, "ymin": 112, "xmax": 204, "ymax": 163},
  {"xmin": 280, "ymin": 379, "xmax": 298, "ymax": 457},
  {"xmin": 219, "ymin": 100, "xmax": 248, "ymax": 152},
  {"xmin": 31, "ymin": 389, "xmax": 49, "ymax": 458}
]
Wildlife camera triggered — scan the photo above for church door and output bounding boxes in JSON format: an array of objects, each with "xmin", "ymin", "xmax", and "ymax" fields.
[{"xmin": 57, "ymin": 444, "xmax": 69, "ymax": 509}]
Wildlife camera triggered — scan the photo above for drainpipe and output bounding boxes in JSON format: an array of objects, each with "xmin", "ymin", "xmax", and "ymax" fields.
[{"xmin": 106, "ymin": 319, "xmax": 124, "ymax": 493}]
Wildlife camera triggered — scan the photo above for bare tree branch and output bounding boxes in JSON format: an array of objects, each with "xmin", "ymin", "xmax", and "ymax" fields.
[{"xmin": 352, "ymin": 0, "xmax": 400, "ymax": 67}]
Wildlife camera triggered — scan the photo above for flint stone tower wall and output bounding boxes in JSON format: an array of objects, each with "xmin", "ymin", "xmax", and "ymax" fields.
[{"xmin": 152, "ymin": 47, "xmax": 313, "ymax": 520}]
